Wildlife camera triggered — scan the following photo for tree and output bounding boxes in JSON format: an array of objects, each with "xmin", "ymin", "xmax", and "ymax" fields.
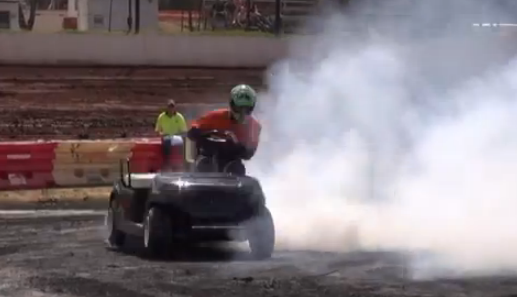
[{"xmin": 18, "ymin": 0, "xmax": 38, "ymax": 31}]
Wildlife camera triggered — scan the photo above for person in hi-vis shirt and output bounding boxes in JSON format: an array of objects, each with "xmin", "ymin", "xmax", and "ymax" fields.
[{"xmin": 155, "ymin": 99, "xmax": 187, "ymax": 169}]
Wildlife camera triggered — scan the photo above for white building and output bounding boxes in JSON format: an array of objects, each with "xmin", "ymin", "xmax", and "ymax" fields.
[
  {"xmin": 0, "ymin": 0, "xmax": 20, "ymax": 30},
  {"xmin": 76, "ymin": 0, "xmax": 159, "ymax": 32}
]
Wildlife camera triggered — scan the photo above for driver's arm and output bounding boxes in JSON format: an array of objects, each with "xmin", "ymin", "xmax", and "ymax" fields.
[
  {"xmin": 238, "ymin": 120, "xmax": 261, "ymax": 160},
  {"xmin": 187, "ymin": 126, "xmax": 202, "ymax": 141},
  {"xmin": 187, "ymin": 111, "xmax": 217, "ymax": 141},
  {"xmin": 240, "ymin": 146, "xmax": 256, "ymax": 160}
]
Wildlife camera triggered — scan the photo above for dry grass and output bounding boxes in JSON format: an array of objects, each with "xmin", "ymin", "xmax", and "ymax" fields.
[{"xmin": 0, "ymin": 187, "xmax": 111, "ymax": 203}]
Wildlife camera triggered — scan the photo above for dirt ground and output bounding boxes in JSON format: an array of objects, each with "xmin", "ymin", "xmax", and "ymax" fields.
[
  {"xmin": 0, "ymin": 66, "xmax": 264, "ymax": 140},
  {"xmin": 0, "ymin": 211, "xmax": 517, "ymax": 297}
]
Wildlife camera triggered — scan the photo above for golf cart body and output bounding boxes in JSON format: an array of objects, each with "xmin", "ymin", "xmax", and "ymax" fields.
[
  {"xmin": 111, "ymin": 170, "xmax": 265, "ymax": 242},
  {"xmin": 107, "ymin": 130, "xmax": 275, "ymax": 259}
]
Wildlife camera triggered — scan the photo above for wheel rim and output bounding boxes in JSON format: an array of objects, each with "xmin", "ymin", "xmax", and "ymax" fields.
[
  {"xmin": 144, "ymin": 215, "xmax": 150, "ymax": 248},
  {"xmin": 106, "ymin": 206, "xmax": 114, "ymax": 236}
]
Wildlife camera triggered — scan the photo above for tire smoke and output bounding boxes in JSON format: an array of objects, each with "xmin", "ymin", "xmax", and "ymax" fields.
[{"xmin": 249, "ymin": 0, "xmax": 517, "ymax": 279}]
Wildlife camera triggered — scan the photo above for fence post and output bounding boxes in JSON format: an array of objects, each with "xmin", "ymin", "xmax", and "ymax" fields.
[{"xmin": 274, "ymin": 0, "xmax": 281, "ymax": 35}]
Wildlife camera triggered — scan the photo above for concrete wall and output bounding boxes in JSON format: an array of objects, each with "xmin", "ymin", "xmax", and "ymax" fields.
[{"xmin": 0, "ymin": 34, "xmax": 289, "ymax": 67}]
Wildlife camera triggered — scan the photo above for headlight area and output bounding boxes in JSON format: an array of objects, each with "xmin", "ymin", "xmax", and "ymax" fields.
[{"xmin": 150, "ymin": 182, "xmax": 182, "ymax": 204}]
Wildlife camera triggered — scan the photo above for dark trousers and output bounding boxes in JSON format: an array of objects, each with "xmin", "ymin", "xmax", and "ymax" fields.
[
  {"xmin": 195, "ymin": 154, "xmax": 246, "ymax": 175},
  {"xmin": 161, "ymin": 137, "xmax": 172, "ymax": 163}
]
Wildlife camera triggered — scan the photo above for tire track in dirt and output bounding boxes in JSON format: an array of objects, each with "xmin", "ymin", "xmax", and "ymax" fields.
[{"xmin": 0, "ymin": 211, "xmax": 517, "ymax": 297}]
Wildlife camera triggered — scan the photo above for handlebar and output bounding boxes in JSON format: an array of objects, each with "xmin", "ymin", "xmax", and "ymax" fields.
[
  {"xmin": 197, "ymin": 129, "xmax": 243, "ymax": 160},
  {"xmin": 200, "ymin": 129, "xmax": 236, "ymax": 144}
]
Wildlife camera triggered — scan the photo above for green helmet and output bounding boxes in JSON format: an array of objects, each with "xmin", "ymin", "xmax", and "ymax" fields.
[{"xmin": 229, "ymin": 84, "xmax": 257, "ymax": 123}]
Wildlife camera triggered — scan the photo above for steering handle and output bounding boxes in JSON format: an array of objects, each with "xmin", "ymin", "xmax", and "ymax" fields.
[{"xmin": 201, "ymin": 129, "xmax": 235, "ymax": 142}]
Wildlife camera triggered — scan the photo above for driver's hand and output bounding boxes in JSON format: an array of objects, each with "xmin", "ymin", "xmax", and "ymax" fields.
[{"xmin": 225, "ymin": 131, "xmax": 238, "ymax": 143}]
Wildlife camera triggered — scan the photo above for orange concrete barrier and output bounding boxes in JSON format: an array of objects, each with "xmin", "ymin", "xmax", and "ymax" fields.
[
  {"xmin": 0, "ymin": 138, "xmax": 185, "ymax": 190},
  {"xmin": 0, "ymin": 142, "xmax": 57, "ymax": 190}
]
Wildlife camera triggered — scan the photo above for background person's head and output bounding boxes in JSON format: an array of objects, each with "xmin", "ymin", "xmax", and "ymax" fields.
[{"xmin": 166, "ymin": 99, "xmax": 177, "ymax": 115}]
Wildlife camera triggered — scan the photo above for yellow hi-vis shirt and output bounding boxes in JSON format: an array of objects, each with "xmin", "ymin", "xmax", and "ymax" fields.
[{"xmin": 155, "ymin": 111, "xmax": 188, "ymax": 135}]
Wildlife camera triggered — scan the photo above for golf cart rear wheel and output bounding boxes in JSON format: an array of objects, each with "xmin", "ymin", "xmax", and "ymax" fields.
[
  {"xmin": 143, "ymin": 207, "xmax": 172, "ymax": 257},
  {"xmin": 247, "ymin": 207, "xmax": 275, "ymax": 260},
  {"xmin": 107, "ymin": 199, "xmax": 126, "ymax": 247}
]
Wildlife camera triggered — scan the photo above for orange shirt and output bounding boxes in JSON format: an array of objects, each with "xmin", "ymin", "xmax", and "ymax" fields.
[{"xmin": 191, "ymin": 108, "xmax": 261, "ymax": 150}]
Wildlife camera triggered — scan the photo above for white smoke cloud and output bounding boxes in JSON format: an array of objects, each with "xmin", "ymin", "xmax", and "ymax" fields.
[{"xmin": 248, "ymin": 0, "xmax": 517, "ymax": 279}]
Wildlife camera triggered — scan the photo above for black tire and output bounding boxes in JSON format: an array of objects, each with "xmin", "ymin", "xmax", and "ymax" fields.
[
  {"xmin": 143, "ymin": 207, "xmax": 172, "ymax": 257},
  {"xmin": 106, "ymin": 198, "xmax": 126, "ymax": 248},
  {"xmin": 195, "ymin": 155, "xmax": 214, "ymax": 172},
  {"xmin": 247, "ymin": 207, "xmax": 275, "ymax": 260},
  {"xmin": 223, "ymin": 159, "xmax": 246, "ymax": 175}
]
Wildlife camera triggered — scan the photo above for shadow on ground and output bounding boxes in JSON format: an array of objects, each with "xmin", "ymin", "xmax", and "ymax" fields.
[{"xmin": 108, "ymin": 235, "xmax": 256, "ymax": 263}]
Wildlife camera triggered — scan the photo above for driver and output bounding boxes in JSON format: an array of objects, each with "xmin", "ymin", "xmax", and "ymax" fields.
[{"xmin": 187, "ymin": 84, "xmax": 261, "ymax": 175}]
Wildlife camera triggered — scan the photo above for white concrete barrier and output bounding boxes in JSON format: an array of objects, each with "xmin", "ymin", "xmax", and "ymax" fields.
[{"xmin": 0, "ymin": 33, "xmax": 290, "ymax": 67}]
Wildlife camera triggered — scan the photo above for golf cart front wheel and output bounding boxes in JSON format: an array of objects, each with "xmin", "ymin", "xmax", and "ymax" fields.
[
  {"xmin": 247, "ymin": 207, "xmax": 275, "ymax": 260},
  {"xmin": 143, "ymin": 207, "xmax": 172, "ymax": 257},
  {"xmin": 107, "ymin": 198, "xmax": 126, "ymax": 248}
]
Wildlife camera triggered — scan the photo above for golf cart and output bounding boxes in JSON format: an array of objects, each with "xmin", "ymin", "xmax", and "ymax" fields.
[{"xmin": 106, "ymin": 131, "xmax": 275, "ymax": 260}]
